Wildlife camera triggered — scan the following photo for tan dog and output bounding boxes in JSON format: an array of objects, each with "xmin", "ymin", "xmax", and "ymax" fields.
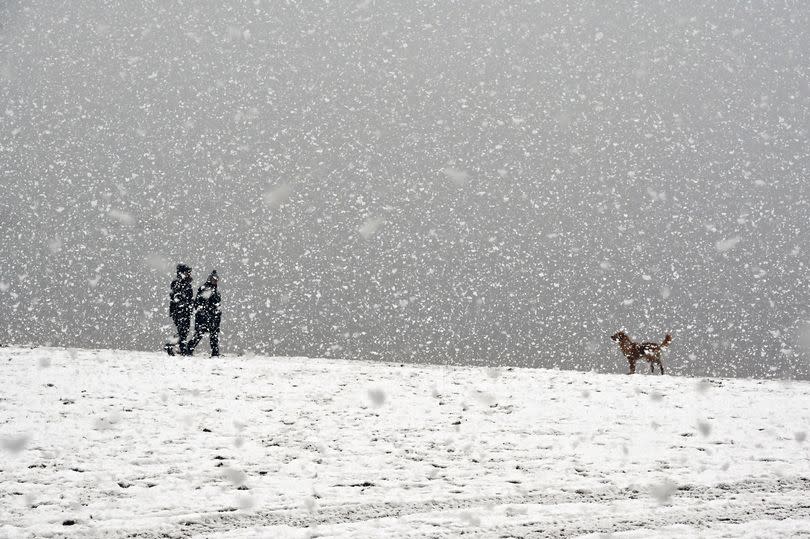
[{"xmin": 611, "ymin": 331, "xmax": 672, "ymax": 375}]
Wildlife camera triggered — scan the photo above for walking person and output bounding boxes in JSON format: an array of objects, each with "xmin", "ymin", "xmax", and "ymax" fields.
[
  {"xmin": 186, "ymin": 270, "xmax": 222, "ymax": 357},
  {"xmin": 165, "ymin": 263, "xmax": 194, "ymax": 356}
]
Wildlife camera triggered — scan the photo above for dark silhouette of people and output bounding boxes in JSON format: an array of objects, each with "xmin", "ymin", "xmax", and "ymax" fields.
[
  {"xmin": 165, "ymin": 263, "xmax": 194, "ymax": 356},
  {"xmin": 186, "ymin": 270, "xmax": 222, "ymax": 357}
]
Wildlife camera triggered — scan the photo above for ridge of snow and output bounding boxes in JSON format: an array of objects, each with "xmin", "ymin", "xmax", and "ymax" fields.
[{"xmin": 2, "ymin": 347, "xmax": 809, "ymax": 537}]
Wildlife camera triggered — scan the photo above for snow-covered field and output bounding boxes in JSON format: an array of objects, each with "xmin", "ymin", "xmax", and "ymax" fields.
[{"xmin": 2, "ymin": 347, "xmax": 810, "ymax": 538}]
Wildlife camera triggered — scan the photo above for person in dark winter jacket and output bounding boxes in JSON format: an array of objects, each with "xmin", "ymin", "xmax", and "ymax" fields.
[
  {"xmin": 165, "ymin": 263, "xmax": 194, "ymax": 356},
  {"xmin": 186, "ymin": 270, "xmax": 222, "ymax": 357}
]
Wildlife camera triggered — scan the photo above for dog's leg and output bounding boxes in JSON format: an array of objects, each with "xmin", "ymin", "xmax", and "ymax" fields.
[
  {"xmin": 628, "ymin": 358, "xmax": 636, "ymax": 374},
  {"xmin": 650, "ymin": 361, "xmax": 654, "ymax": 374},
  {"xmin": 660, "ymin": 361, "xmax": 665, "ymax": 375}
]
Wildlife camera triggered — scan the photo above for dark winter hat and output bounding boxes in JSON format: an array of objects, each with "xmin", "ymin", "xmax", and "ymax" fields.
[{"xmin": 176, "ymin": 263, "xmax": 192, "ymax": 275}]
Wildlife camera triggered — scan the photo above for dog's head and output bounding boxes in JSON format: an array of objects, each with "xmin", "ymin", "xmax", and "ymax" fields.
[{"xmin": 611, "ymin": 331, "xmax": 627, "ymax": 343}]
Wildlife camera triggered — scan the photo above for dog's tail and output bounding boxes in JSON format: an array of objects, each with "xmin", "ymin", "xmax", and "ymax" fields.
[{"xmin": 660, "ymin": 334, "xmax": 673, "ymax": 348}]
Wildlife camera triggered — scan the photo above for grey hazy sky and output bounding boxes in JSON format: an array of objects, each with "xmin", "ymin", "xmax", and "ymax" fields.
[{"xmin": 1, "ymin": 1, "xmax": 808, "ymax": 378}]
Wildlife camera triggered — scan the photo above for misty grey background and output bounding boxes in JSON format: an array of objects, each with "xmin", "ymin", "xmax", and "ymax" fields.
[{"xmin": 1, "ymin": 1, "xmax": 808, "ymax": 378}]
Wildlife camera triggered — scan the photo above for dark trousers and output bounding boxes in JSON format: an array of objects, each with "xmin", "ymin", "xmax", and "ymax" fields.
[
  {"xmin": 172, "ymin": 315, "xmax": 190, "ymax": 348},
  {"xmin": 186, "ymin": 326, "xmax": 219, "ymax": 357}
]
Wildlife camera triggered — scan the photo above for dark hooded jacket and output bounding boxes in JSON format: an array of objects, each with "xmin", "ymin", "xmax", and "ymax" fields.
[
  {"xmin": 169, "ymin": 272, "xmax": 194, "ymax": 320},
  {"xmin": 194, "ymin": 277, "xmax": 221, "ymax": 332}
]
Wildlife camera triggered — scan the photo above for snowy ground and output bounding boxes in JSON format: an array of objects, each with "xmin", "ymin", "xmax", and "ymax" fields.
[{"xmin": 2, "ymin": 347, "xmax": 810, "ymax": 538}]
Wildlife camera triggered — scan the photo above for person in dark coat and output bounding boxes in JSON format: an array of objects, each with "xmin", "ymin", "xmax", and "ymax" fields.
[
  {"xmin": 165, "ymin": 263, "xmax": 194, "ymax": 356},
  {"xmin": 186, "ymin": 270, "xmax": 221, "ymax": 357}
]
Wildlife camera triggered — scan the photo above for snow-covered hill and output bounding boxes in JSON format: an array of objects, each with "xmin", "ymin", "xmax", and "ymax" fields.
[{"xmin": 2, "ymin": 347, "xmax": 809, "ymax": 538}]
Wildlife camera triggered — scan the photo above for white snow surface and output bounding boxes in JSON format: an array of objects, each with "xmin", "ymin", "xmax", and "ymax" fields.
[{"xmin": 2, "ymin": 347, "xmax": 810, "ymax": 538}]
